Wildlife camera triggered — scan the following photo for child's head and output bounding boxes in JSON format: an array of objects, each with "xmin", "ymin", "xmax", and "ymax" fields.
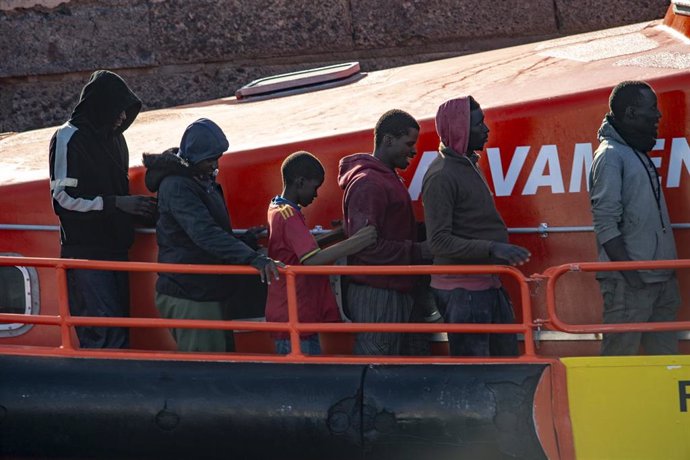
[{"xmin": 281, "ymin": 151, "xmax": 325, "ymax": 207}]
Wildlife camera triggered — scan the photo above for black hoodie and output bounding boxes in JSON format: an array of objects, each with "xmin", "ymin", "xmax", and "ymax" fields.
[{"xmin": 48, "ymin": 70, "xmax": 142, "ymax": 260}]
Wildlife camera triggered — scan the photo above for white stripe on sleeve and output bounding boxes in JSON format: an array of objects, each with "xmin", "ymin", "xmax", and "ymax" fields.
[
  {"xmin": 50, "ymin": 178, "xmax": 78, "ymax": 191},
  {"xmin": 51, "ymin": 122, "xmax": 104, "ymax": 212}
]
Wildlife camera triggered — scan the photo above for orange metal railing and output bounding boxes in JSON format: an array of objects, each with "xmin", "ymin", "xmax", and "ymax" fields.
[
  {"xmin": 0, "ymin": 256, "xmax": 541, "ymax": 363},
  {"xmin": 544, "ymin": 259, "xmax": 690, "ymax": 334},
  {"xmin": 0, "ymin": 256, "xmax": 687, "ymax": 363}
]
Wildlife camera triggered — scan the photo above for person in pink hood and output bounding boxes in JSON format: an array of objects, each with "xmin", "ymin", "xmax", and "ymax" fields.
[
  {"xmin": 421, "ymin": 96, "xmax": 530, "ymax": 356},
  {"xmin": 338, "ymin": 109, "xmax": 433, "ymax": 355}
]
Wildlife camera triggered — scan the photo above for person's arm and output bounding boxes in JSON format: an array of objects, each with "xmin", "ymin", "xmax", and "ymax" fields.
[
  {"xmin": 50, "ymin": 130, "xmax": 156, "ymax": 220},
  {"xmin": 302, "ymin": 225, "xmax": 377, "ymax": 265},
  {"xmin": 344, "ymin": 181, "xmax": 422, "ymax": 265},
  {"xmin": 238, "ymin": 225, "xmax": 267, "ymax": 250},
  {"xmin": 601, "ymin": 235, "xmax": 644, "ymax": 287},
  {"xmin": 590, "ymin": 152, "xmax": 642, "ymax": 286},
  {"xmin": 131, "ymin": 198, "xmax": 159, "ymax": 228},
  {"xmin": 114, "ymin": 195, "xmax": 157, "ymax": 219},
  {"xmin": 422, "ymin": 172, "xmax": 529, "ymax": 265},
  {"xmin": 314, "ymin": 225, "xmax": 345, "ymax": 247},
  {"xmin": 161, "ymin": 178, "xmax": 265, "ymax": 265},
  {"xmin": 274, "ymin": 210, "xmax": 374, "ymax": 266},
  {"xmin": 163, "ymin": 179, "xmax": 281, "ymax": 283}
]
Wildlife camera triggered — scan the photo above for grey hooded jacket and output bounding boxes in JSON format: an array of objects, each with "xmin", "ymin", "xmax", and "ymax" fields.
[{"xmin": 588, "ymin": 116, "xmax": 677, "ymax": 282}]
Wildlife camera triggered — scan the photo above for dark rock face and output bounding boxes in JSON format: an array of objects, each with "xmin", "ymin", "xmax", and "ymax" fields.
[
  {"xmin": 554, "ymin": 0, "xmax": 669, "ymax": 33},
  {"xmin": 349, "ymin": 0, "xmax": 557, "ymax": 48},
  {"xmin": 0, "ymin": 0, "xmax": 669, "ymax": 133},
  {"xmin": 0, "ymin": 0, "xmax": 153, "ymax": 78},
  {"xmin": 149, "ymin": 0, "xmax": 353, "ymax": 63}
]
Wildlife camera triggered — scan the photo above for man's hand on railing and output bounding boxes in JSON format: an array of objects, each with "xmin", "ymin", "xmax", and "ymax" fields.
[{"xmin": 251, "ymin": 256, "xmax": 285, "ymax": 285}]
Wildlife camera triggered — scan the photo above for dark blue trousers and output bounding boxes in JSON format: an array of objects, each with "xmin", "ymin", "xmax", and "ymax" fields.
[
  {"xmin": 433, "ymin": 287, "xmax": 518, "ymax": 357},
  {"xmin": 67, "ymin": 269, "xmax": 130, "ymax": 349}
]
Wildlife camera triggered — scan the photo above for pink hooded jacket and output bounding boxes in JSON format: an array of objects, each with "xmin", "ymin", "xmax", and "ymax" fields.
[{"xmin": 435, "ymin": 97, "xmax": 471, "ymax": 154}]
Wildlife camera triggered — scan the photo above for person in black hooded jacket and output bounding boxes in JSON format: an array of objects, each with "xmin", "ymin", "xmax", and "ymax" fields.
[
  {"xmin": 143, "ymin": 118, "xmax": 281, "ymax": 352},
  {"xmin": 48, "ymin": 70, "xmax": 157, "ymax": 349}
]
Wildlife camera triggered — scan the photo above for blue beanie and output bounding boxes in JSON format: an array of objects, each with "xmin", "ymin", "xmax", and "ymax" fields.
[{"xmin": 179, "ymin": 118, "xmax": 229, "ymax": 165}]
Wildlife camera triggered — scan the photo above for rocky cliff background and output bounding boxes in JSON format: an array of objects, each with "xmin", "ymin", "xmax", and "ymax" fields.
[{"xmin": 0, "ymin": 0, "xmax": 669, "ymax": 133}]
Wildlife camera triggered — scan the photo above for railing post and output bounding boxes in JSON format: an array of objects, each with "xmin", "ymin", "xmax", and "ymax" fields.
[
  {"xmin": 285, "ymin": 269, "xmax": 304, "ymax": 357},
  {"xmin": 55, "ymin": 265, "xmax": 74, "ymax": 351},
  {"xmin": 519, "ymin": 275, "xmax": 536, "ymax": 356}
]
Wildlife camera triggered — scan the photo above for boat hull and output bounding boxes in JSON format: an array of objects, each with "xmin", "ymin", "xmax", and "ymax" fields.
[{"xmin": 0, "ymin": 355, "xmax": 549, "ymax": 459}]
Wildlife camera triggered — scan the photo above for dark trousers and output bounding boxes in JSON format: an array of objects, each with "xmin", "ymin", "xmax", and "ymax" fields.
[
  {"xmin": 433, "ymin": 287, "xmax": 518, "ymax": 357},
  {"xmin": 67, "ymin": 269, "xmax": 130, "ymax": 349},
  {"xmin": 347, "ymin": 283, "xmax": 414, "ymax": 356}
]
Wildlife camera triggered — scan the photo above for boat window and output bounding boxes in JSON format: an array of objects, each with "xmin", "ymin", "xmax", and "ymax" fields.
[
  {"xmin": 235, "ymin": 62, "xmax": 364, "ymax": 102},
  {"xmin": 673, "ymin": 0, "xmax": 690, "ymax": 16},
  {"xmin": 0, "ymin": 254, "xmax": 39, "ymax": 337}
]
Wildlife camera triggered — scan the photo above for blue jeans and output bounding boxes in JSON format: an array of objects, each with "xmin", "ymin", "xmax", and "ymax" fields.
[
  {"xmin": 275, "ymin": 335, "xmax": 321, "ymax": 355},
  {"xmin": 67, "ymin": 269, "xmax": 130, "ymax": 349},
  {"xmin": 433, "ymin": 287, "xmax": 518, "ymax": 357}
]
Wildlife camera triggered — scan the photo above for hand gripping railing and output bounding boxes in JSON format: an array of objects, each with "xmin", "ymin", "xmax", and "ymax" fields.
[
  {"xmin": 0, "ymin": 256, "xmax": 541, "ymax": 364},
  {"xmin": 544, "ymin": 259, "xmax": 690, "ymax": 334}
]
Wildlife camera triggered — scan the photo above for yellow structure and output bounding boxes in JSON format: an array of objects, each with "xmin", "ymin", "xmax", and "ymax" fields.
[{"xmin": 564, "ymin": 356, "xmax": 690, "ymax": 460}]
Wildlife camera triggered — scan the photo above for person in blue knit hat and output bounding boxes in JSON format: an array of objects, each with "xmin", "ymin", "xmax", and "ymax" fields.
[{"xmin": 144, "ymin": 118, "xmax": 281, "ymax": 352}]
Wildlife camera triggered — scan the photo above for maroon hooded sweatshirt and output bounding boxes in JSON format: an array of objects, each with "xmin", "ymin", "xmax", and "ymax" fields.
[{"xmin": 338, "ymin": 153, "xmax": 424, "ymax": 292}]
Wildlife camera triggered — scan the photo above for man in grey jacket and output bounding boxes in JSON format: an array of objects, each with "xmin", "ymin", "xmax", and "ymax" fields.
[{"xmin": 589, "ymin": 81, "xmax": 680, "ymax": 356}]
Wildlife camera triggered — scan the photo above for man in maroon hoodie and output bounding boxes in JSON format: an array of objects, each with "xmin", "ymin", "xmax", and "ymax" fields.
[
  {"xmin": 338, "ymin": 109, "xmax": 431, "ymax": 355},
  {"xmin": 422, "ymin": 96, "xmax": 530, "ymax": 356}
]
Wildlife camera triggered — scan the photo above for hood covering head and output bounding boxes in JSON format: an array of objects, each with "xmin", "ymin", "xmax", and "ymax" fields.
[
  {"xmin": 143, "ymin": 148, "xmax": 194, "ymax": 193},
  {"xmin": 178, "ymin": 118, "xmax": 229, "ymax": 165},
  {"xmin": 435, "ymin": 96, "xmax": 470, "ymax": 154},
  {"xmin": 70, "ymin": 70, "xmax": 142, "ymax": 136}
]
